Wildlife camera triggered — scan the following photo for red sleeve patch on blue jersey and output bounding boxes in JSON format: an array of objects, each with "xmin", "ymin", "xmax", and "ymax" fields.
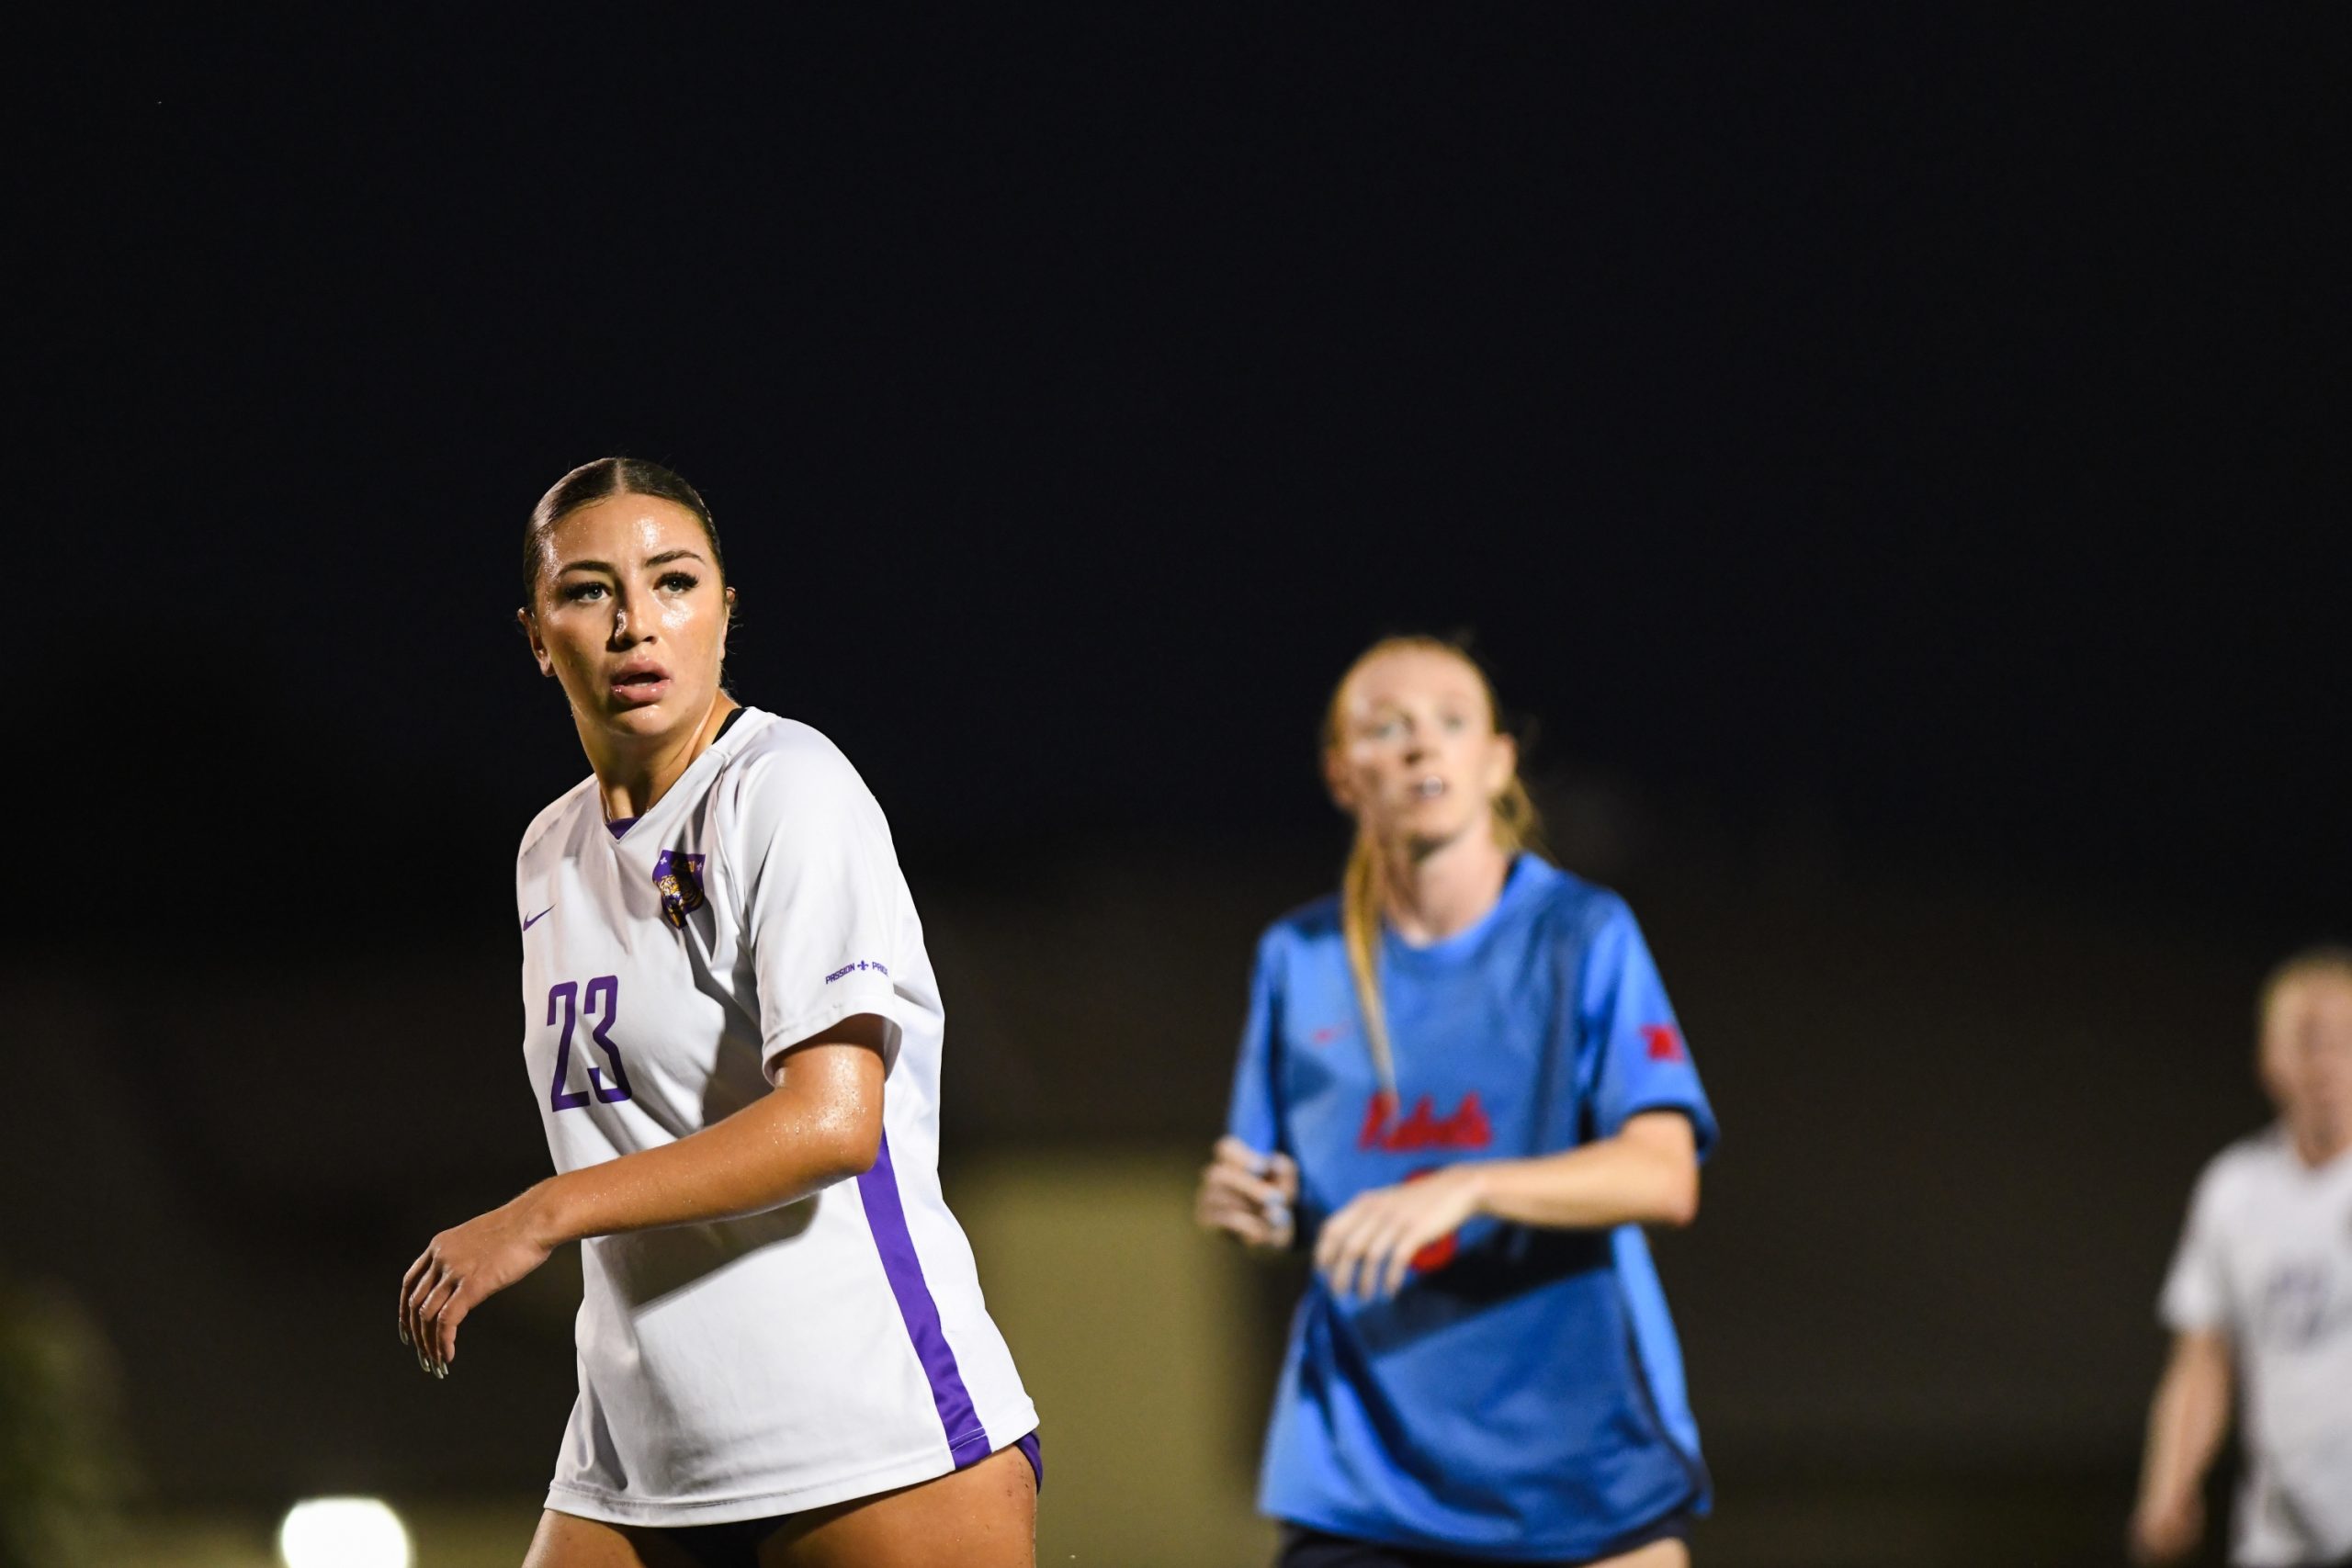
[{"xmin": 1641, "ymin": 1024, "xmax": 1686, "ymax": 1062}]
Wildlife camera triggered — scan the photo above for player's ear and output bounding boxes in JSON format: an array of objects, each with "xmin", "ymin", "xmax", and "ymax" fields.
[
  {"xmin": 1484, "ymin": 731, "xmax": 1519, "ymax": 799},
  {"xmin": 517, "ymin": 606, "xmax": 555, "ymax": 677},
  {"xmin": 2254, "ymin": 987, "xmax": 2299, "ymax": 1109}
]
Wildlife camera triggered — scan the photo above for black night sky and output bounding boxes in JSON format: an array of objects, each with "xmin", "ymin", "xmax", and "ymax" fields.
[{"xmin": 26, "ymin": 6, "xmax": 2343, "ymax": 957}]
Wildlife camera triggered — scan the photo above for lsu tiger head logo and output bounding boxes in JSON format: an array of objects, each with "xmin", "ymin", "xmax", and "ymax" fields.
[{"xmin": 651, "ymin": 849, "xmax": 707, "ymax": 929}]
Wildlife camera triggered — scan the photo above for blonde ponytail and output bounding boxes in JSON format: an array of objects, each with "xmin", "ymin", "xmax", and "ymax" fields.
[
  {"xmin": 1324, "ymin": 636, "xmax": 1546, "ymax": 1105},
  {"xmin": 1340, "ymin": 824, "xmax": 1397, "ymax": 1100},
  {"xmin": 1493, "ymin": 774, "xmax": 1546, "ymax": 861}
]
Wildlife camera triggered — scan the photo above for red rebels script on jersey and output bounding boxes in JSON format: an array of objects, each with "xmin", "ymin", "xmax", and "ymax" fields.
[{"xmin": 1358, "ymin": 1090, "xmax": 1494, "ymax": 1153}]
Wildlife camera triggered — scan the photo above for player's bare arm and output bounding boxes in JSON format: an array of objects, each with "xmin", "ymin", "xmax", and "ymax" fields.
[
  {"xmin": 1455, "ymin": 1109, "xmax": 1700, "ymax": 1229},
  {"xmin": 2128, "ymin": 1329, "xmax": 2231, "ymax": 1563},
  {"xmin": 1315, "ymin": 1111, "xmax": 1699, "ymax": 1302},
  {"xmin": 400, "ymin": 1015, "xmax": 890, "ymax": 1373}
]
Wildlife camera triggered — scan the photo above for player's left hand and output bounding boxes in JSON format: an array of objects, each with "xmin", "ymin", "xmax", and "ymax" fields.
[
  {"xmin": 1315, "ymin": 1166, "xmax": 1485, "ymax": 1302},
  {"xmin": 399, "ymin": 1195, "xmax": 554, "ymax": 1377}
]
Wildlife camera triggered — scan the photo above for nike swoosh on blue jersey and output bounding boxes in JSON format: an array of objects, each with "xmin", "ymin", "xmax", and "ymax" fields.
[{"xmin": 523, "ymin": 908, "xmax": 553, "ymax": 931}]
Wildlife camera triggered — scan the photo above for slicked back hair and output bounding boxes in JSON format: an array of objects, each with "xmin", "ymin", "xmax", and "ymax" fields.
[{"xmin": 522, "ymin": 457, "xmax": 724, "ymax": 612}]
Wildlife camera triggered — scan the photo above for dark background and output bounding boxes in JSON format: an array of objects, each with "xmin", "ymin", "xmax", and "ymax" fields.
[{"xmin": 11, "ymin": 8, "xmax": 2346, "ymax": 1565}]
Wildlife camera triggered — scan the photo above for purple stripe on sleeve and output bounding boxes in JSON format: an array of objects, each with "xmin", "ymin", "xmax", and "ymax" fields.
[{"xmin": 855, "ymin": 1132, "xmax": 992, "ymax": 1468}]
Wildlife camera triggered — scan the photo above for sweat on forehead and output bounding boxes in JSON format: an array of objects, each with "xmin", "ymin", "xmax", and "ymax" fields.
[{"xmin": 545, "ymin": 497, "xmax": 707, "ymax": 560}]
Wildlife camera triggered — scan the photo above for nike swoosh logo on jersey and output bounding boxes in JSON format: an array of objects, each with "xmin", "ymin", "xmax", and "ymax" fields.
[{"xmin": 522, "ymin": 907, "xmax": 553, "ymax": 931}]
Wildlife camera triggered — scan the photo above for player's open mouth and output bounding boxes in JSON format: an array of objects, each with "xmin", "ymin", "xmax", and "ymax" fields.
[
  {"xmin": 609, "ymin": 665, "xmax": 672, "ymax": 705},
  {"xmin": 1413, "ymin": 776, "xmax": 1447, "ymax": 799}
]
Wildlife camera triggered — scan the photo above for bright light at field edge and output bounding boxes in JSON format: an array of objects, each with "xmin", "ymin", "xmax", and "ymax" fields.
[{"xmin": 277, "ymin": 1496, "xmax": 413, "ymax": 1568}]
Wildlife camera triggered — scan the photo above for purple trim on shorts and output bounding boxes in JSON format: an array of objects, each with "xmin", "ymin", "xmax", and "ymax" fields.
[
  {"xmin": 1016, "ymin": 1430, "xmax": 1043, "ymax": 1494},
  {"xmin": 605, "ymin": 817, "xmax": 637, "ymax": 840},
  {"xmin": 855, "ymin": 1132, "xmax": 992, "ymax": 1468}
]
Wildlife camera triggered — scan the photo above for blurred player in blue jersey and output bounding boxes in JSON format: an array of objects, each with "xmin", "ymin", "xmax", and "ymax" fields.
[{"xmin": 1196, "ymin": 636, "xmax": 1715, "ymax": 1568}]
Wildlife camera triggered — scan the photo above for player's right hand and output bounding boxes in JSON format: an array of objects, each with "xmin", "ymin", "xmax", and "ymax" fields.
[
  {"xmin": 1195, "ymin": 1136, "xmax": 1298, "ymax": 1252},
  {"xmin": 398, "ymin": 1194, "xmax": 555, "ymax": 1378},
  {"xmin": 2128, "ymin": 1490, "xmax": 2203, "ymax": 1564}
]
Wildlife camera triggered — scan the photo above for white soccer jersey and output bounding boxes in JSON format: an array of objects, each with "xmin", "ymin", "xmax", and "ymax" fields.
[
  {"xmin": 2161, "ymin": 1125, "xmax": 2352, "ymax": 1566},
  {"xmin": 514, "ymin": 708, "xmax": 1035, "ymax": 1526}
]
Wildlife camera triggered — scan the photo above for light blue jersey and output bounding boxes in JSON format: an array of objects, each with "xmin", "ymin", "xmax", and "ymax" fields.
[{"xmin": 1226, "ymin": 855, "xmax": 1716, "ymax": 1562}]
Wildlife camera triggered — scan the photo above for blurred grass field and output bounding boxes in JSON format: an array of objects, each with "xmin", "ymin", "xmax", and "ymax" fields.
[{"xmin": 103, "ymin": 1155, "xmax": 2190, "ymax": 1566}]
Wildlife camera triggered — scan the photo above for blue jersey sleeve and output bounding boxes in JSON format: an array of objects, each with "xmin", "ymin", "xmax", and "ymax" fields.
[
  {"xmin": 1574, "ymin": 899, "xmax": 1718, "ymax": 1160},
  {"xmin": 1223, "ymin": 930, "xmax": 1287, "ymax": 1155}
]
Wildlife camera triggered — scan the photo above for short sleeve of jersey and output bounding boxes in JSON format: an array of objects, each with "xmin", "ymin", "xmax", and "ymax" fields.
[
  {"xmin": 729, "ymin": 737, "xmax": 917, "ymax": 1078},
  {"xmin": 1573, "ymin": 897, "xmax": 1719, "ymax": 1161},
  {"xmin": 2158, "ymin": 1157, "xmax": 2233, "ymax": 1333},
  {"xmin": 1224, "ymin": 929, "xmax": 1286, "ymax": 1156}
]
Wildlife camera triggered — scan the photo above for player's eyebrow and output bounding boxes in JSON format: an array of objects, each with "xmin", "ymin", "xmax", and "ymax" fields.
[{"xmin": 556, "ymin": 548, "xmax": 707, "ymax": 575}]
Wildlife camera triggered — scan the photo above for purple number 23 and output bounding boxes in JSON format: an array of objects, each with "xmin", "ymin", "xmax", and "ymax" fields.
[{"xmin": 547, "ymin": 976, "xmax": 634, "ymax": 1111}]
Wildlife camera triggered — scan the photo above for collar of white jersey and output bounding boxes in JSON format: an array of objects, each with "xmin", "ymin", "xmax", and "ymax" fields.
[{"xmin": 600, "ymin": 705, "xmax": 771, "ymax": 849}]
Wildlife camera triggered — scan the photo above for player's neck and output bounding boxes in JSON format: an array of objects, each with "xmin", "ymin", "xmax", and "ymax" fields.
[
  {"xmin": 2287, "ymin": 1115, "xmax": 2348, "ymax": 1171},
  {"xmin": 1379, "ymin": 829, "xmax": 1511, "ymax": 947},
  {"xmin": 580, "ymin": 696, "xmax": 739, "ymax": 821}
]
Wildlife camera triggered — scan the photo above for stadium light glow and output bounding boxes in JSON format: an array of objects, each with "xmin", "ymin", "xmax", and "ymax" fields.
[{"xmin": 277, "ymin": 1496, "xmax": 413, "ymax": 1568}]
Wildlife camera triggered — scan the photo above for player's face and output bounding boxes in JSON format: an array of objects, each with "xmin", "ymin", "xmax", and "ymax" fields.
[
  {"xmin": 1326, "ymin": 648, "xmax": 1518, "ymax": 855},
  {"xmin": 2259, "ymin": 973, "xmax": 2352, "ymax": 1145},
  {"xmin": 522, "ymin": 495, "xmax": 733, "ymax": 743}
]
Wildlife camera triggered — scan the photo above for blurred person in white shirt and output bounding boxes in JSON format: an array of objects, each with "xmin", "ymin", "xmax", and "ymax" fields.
[{"xmin": 2132, "ymin": 946, "xmax": 2352, "ymax": 1568}]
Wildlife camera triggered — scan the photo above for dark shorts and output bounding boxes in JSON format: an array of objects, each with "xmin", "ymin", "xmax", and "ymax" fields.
[
  {"xmin": 1277, "ymin": 1510, "xmax": 1690, "ymax": 1568},
  {"xmin": 650, "ymin": 1431, "xmax": 1042, "ymax": 1568}
]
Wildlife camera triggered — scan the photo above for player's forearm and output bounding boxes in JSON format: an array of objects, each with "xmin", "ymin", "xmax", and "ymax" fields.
[
  {"xmin": 2137, "ymin": 1336, "xmax": 2232, "ymax": 1513},
  {"xmin": 524, "ymin": 1067, "xmax": 880, "ymax": 1245},
  {"xmin": 1467, "ymin": 1125, "xmax": 1699, "ymax": 1231}
]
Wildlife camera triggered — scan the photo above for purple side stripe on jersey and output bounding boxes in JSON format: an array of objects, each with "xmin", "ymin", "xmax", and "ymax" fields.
[{"xmin": 855, "ymin": 1132, "xmax": 991, "ymax": 1468}]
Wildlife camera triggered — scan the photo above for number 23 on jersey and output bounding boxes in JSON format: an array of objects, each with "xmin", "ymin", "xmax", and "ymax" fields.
[{"xmin": 545, "ymin": 976, "xmax": 634, "ymax": 1110}]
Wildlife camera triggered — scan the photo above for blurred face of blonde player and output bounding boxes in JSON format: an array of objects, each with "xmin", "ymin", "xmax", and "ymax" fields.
[
  {"xmin": 519, "ymin": 494, "xmax": 734, "ymax": 752},
  {"xmin": 1325, "ymin": 646, "xmax": 1518, "ymax": 860},
  {"xmin": 2260, "ymin": 971, "xmax": 2352, "ymax": 1162}
]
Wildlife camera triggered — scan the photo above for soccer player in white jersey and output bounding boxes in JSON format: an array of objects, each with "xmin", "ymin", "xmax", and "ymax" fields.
[
  {"xmin": 398, "ymin": 458, "xmax": 1038, "ymax": 1568},
  {"xmin": 2132, "ymin": 947, "xmax": 2352, "ymax": 1568}
]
